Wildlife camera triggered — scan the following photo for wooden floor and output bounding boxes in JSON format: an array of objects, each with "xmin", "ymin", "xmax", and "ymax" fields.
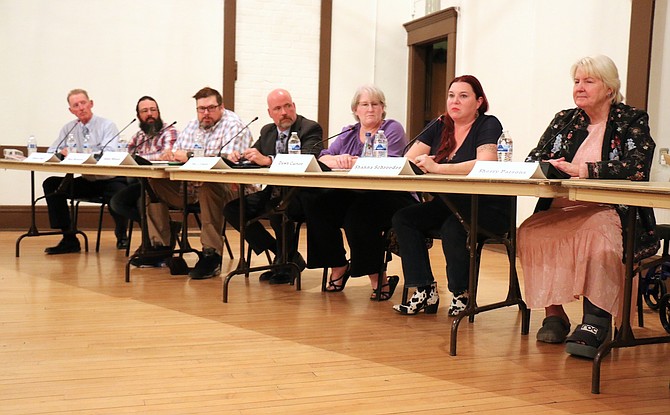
[{"xmin": 1, "ymin": 229, "xmax": 669, "ymax": 414}]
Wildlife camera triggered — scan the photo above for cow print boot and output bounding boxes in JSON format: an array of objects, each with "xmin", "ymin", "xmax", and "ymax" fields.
[{"xmin": 393, "ymin": 282, "xmax": 439, "ymax": 315}]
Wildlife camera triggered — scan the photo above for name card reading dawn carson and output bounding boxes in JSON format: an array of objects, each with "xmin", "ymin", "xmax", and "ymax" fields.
[
  {"xmin": 61, "ymin": 153, "xmax": 97, "ymax": 165},
  {"xmin": 349, "ymin": 157, "xmax": 415, "ymax": 176},
  {"xmin": 270, "ymin": 154, "xmax": 322, "ymax": 173},
  {"xmin": 180, "ymin": 156, "xmax": 230, "ymax": 170},
  {"xmin": 96, "ymin": 152, "xmax": 138, "ymax": 166},
  {"xmin": 23, "ymin": 152, "xmax": 60, "ymax": 163},
  {"xmin": 467, "ymin": 161, "xmax": 546, "ymax": 179}
]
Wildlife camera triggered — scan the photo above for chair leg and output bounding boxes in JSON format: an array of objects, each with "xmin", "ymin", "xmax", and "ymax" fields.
[
  {"xmin": 126, "ymin": 219, "xmax": 134, "ymax": 257},
  {"xmin": 321, "ymin": 268, "xmax": 329, "ymax": 292},
  {"xmin": 222, "ymin": 219, "xmax": 234, "ymax": 260},
  {"xmin": 95, "ymin": 202, "xmax": 105, "ymax": 253}
]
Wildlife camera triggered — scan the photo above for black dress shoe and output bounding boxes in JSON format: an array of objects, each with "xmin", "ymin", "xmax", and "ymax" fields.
[
  {"xmin": 45, "ymin": 238, "xmax": 81, "ymax": 255},
  {"xmin": 129, "ymin": 246, "xmax": 172, "ymax": 267},
  {"xmin": 189, "ymin": 248, "xmax": 222, "ymax": 280},
  {"xmin": 269, "ymin": 272, "xmax": 292, "ymax": 285},
  {"xmin": 259, "ymin": 270, "xmax": 275, "ymax": 281},
  {"xmin": 116, "ymin": 238, "xmax": 130, "ymax": 250}
]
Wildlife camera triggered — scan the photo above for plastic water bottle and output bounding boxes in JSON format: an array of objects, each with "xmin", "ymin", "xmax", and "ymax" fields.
[
  {"xmin": 117, "ymin": 134, "xmax": 128, "ymax": 152},
  {"xmin": 373, "ymin": 130, "xmax": 388, "ymax": 158},
  {"xmin": 496, "ymin": 130, "xmax": 513, "ymax": 162},
  {"xmin": 288, "ymin": 132, "xmax": 301, "ymax": 154},
  {"xmin": 362, "ymin": 132, "xmax": 373, "ymax": 157},
  {"xmin": 66, "ymin": 133, "xmax": 77, "ymax": 153},
  {"xmin": 193, "ymin": 132, "xmax": 205, "ymax": 157},
  {"xmin": 82, "ymin": 133, "xmax": 92, "ymax": 153},
  {"xmin": 27, "ymin": 135, "xmax": 37, "ymax": 156}
]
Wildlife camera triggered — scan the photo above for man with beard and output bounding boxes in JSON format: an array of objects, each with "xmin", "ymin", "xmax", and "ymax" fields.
[
  {"xmin": 43, "ymin": 88, "xmax": 129, "ymax": 253},
  {"xmin": 132, "ymin": 87, "xmax": 253, "ymax": 280},
  {"xmin": 109, "ymin": 96, "xmax": 178, "ymax": 227},
  {"xmin": 224, "ymin": 88, "xmax": 323, "ymax": 284}
]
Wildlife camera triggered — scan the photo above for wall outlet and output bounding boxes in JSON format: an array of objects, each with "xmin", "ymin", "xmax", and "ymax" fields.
[{"xmin": 660, "ymin": 148, "xmax": 669, "ymax": 165}]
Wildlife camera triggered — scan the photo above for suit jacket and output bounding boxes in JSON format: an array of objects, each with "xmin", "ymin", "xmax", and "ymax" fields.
[{"xmin": 253, "ymin": 115, "xmax": 323, "ymax": 157}]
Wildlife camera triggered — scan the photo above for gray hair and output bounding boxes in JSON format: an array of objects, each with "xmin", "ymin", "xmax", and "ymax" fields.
[
  {"xmin": 350, "ymin": 85, "xmax": 387, "ymax": 121},
  {"xmin": 570, "ymin": 55, "xmax": 624, "ymax": 104}
]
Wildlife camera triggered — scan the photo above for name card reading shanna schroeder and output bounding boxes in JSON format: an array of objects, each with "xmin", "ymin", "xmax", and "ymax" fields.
[
  {"xmin": 96, "ymin": 152, "xmax": 138, "ymax": 166},
  {"xmin": 349, "ymin": 157, "xmax": 415, "ymax": 176},
  {"xmin": 180, "ymin": 156, "xmax": 230, "ymax": 170},
  {"xmin": 60, "ymin": 153, "xmax": 97, "ymax": 165},
  {"xmin": 23, "ymin": 152, "xmax": 60, "ymax": 163},
  {"xmin": 269, "ymin": 154, "xmax": 322, "ymax": 173},
  {"xmin": 467, "ymin": 161, "xmax": 545, "ymax": 179}
]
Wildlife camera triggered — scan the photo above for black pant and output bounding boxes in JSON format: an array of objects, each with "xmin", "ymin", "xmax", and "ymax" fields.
[
  {"xmin": 392, "ymin": 194, "xmax": 511, "ymax": 294},
  {"xmin": 223, "ymin": 187, "xmax": 321, "ymax": 257},
  {"xmin": 42, "ymin": 175, "xmax": 129, "ymax": 240},
  {"xmin": 306, "ymin": 189, "xmax": 417, "ymax": 277},
  {"xmin": 109, "ymin": 179, "xmax": 142, "ymax": 223}
]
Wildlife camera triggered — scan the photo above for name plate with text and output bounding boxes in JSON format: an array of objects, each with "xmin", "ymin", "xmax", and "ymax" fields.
[
  {"xmin": 467, "ymin": 161, "xmax": 545, "ymax": 179},
  {"xmin": 61, "ymin": 153, "xmax": 97, "ymax": 165},
  {"xmin": 23, "ymin": 152, "xmax": 60, "ymax": 163},
  {"xmin": 180, "ymin": 156, "xmax": 230, "ymax": 170},
  {"xmin": 269, "ymin": 154, "xmax": 322, "ymax": 173},
  {"xmin": 349, "ymin": 157, "xmax": 415, "ymax": 176},
  {"xmin": 96, "ymin": 152, "xmax": 138, "ymax": 166}
]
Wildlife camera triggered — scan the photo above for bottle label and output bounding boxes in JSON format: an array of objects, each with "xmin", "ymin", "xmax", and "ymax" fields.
[{"xmin": 497, "ymin": 144, "xmax": 509, "ymax": 152}]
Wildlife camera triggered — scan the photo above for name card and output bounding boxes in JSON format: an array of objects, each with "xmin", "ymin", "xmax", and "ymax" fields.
[
  {"xmin": 180, "ymin": 156, "xmax": 230, "ymax": 170},
  {"xmin": 23, "ymin": 152, "xmax": 60, "ymax": 163},
  {"xmin": 467, "ymin": 161, "xmax": 546, "ymax": 179},
  {"xmin": 61, "ymin": 153, "xmax": 97, "ymax": 165},
  {"xmin": 349, "ymin": 157, "xmax": 416, "ymax": 176},
  {"xmin": 270, "ymin": 154, "xmax": 322, "ymax": 173},
  {"xmin": 96, "ymin": 152, "xmax": 138, "ymax": 166}
]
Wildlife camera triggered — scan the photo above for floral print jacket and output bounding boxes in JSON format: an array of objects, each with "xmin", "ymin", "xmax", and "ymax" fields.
[{"xmin": 527, "ymin": 103, "xmax": 659, "ymax": 262}]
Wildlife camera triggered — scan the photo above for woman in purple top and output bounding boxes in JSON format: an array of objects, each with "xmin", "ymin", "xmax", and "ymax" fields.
[{"xmin": 305, "ymin": 85, "xmax": 417, "ymax": 301}]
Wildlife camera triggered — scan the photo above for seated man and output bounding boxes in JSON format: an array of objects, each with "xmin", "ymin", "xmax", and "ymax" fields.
[
  {"xmin": 43, "ymin": 88, "xmax": 128, "ymax": 254},
  {"xmin": 109, "ymin": 96, "xmax": 178, "ymax": 225},
  {"xmin": 133, "ymin": 87, "xmax": 253, "ymax": 279},
  {"xmin": 224, "ymin": 88, "xmax": 323, "ymax": 284}
]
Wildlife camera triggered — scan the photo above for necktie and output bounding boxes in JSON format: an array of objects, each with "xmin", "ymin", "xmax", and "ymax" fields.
[
  {"xmin": 276, "ymin": 132, "xmax": 287, "ymax": 154},
  {"xmin": 82, "ymin": 125, "xmax": 90, "ymax": 137}
]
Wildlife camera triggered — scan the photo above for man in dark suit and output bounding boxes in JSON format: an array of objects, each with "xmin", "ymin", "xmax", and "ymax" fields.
[{"xmin": 224, "ymin": 88, "xmax": 323, "ymax": 284}]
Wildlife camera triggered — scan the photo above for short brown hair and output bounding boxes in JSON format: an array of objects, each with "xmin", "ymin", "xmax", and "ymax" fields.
[
  {"xmin": 67, "ymin": 88, "xmax": 89, "ymax": 104},
  {"xmin": 193, "ymin": 87, "xmax": 222, "ymax": 105}
]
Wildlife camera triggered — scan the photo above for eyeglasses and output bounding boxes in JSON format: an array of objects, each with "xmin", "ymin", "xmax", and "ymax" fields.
[
  {"xmin": 358, "ymin": 102, "xmax": 382, "ymax": 109},
  {"xmin": 196, "ymin": 105, "xmax": 221, "ymax": 113},
  {"xmin": 139, "ymin": 107, "xmax": 158, "ymax": 114}
]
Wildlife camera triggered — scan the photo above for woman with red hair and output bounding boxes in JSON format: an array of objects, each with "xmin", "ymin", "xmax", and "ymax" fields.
[{"xmin": 392, "ymin": 75, "xmax": 511, "ymax": 316}]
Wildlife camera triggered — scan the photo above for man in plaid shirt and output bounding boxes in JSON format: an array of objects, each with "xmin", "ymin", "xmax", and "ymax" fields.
[
  {"xmin": 110, "ymin": 96, "xmax": 178, "ymax": 227},
  {"xmin": 134, "ymin": 87, "xmax": 253, "ymax": 280},
  {"xmin": 127, "ymin": 96, "xmax": 178, "ymax": 160}
]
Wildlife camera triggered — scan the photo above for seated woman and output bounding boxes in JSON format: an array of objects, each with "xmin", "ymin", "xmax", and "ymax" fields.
[
  {"xmin": 392, "ymin": 75, "xmax": 511, "ymax": 316},
  {"xmin": 518, "ymin": 55, "xmax": 658, "ymax": 359},
  {"xmin": 305, "ymin": 85, "xmax": 416, "ymax": 300}
]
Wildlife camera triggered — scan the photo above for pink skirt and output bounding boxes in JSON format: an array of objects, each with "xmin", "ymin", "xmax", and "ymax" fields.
[{"xmin": 518, "ymin": 202, "xmax": 625, "ymax": 319}]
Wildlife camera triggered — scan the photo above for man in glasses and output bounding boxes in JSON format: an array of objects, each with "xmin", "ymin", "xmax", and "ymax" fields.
[
  {"xmin": 136, "ymin": 87, "xmax": 253, "ymax": 279},
  {"xmin": 109, "ymin": 96, "xmax": 178, "ymax": 228},
  {"xmin": 224, "ymin": 88, "xmax": 323, "ymax": 284},
  {"xmin": 43, "ymin": 88, "xmax": 128, "ymax": 254}
]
